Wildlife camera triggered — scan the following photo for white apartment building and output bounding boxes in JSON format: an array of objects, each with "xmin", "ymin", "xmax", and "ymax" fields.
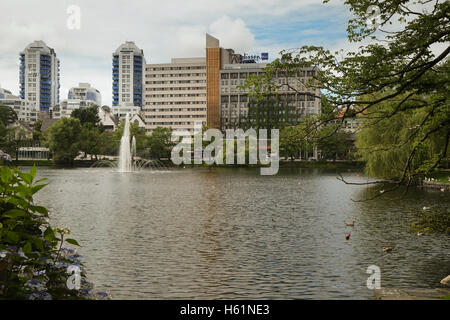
[
  {"xmin": 20, "ymin": 40, "xmax": 60, "ymax": 114},
  {"xmin": 52, "ymin": 83, "xmax": 101, "ymax": 119},
  {"xmin": 112, "ymin": 41, "xmax": 145, "ymax": 120},
  {"xmin": 0, "ymin": 87, "xmax": 38, "ymax": 123},
  {"xmin": 68, "ymin": 83, "xmax": 101, "ymax": 106},
  {"xmin": 52, "ymin": 99, "xmax": 99, "ymax": 119},
  {"xmin": 144, "ymin": 58, "xmax": 207, "ymax": 134}
]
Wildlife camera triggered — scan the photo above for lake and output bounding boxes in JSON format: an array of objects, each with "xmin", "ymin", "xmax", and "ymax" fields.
[{"xmin": 33, "ymin": 167, "xmax": 450, "ymax": 299}]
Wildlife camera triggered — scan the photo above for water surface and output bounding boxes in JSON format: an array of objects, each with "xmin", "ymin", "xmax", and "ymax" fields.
[{"xmin": 33, "ymin": 167, "xmax": 450, "ymax": 299}]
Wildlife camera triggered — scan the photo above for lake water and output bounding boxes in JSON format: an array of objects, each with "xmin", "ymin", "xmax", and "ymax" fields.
[{"xmin": 33, "ymin": 167, "xmax": 450, "ymax": 299}]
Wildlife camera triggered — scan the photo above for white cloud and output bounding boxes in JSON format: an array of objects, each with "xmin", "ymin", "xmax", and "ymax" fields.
[
  {"xmin": 0, "ymin": 0, "xmax": 350, "ymax": 106},
  {"xmin": 209, "ymin": 16, "xmax": 255, "ymax": 52}
]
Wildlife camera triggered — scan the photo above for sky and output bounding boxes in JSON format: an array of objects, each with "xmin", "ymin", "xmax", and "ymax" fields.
[{"xmin": 0, "ymin": 0, "xmax": 354, "ymax": 106}]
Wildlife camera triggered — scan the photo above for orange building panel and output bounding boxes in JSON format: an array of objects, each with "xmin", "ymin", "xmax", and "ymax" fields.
[{"xmin": 206, "ymin": 47, "xmax": 221, "ymax": 129}]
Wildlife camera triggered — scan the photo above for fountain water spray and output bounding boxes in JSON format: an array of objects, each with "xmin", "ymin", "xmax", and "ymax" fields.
[
  {"xmin": 131, "ymin": 136, "xmax": 136, "ymax": 170},
  {"xmin": 118, "ymin": 113, "xmax": 132, "ymax": 172}
]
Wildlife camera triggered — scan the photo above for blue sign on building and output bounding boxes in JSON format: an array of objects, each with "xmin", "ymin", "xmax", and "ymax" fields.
[{"xmin": 261, "ymin": 52, "xmax": 269, "ymax": 60}]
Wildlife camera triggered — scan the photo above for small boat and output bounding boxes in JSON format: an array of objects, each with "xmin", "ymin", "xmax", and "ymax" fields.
[{"xmin": 383, "ymin": 247, "xmax": 393, "ymax": 252}]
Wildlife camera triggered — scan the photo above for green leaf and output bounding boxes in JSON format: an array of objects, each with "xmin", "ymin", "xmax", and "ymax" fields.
[
  {"xmin": 1, "ymin": 167, "xmax": 12, "ymax": 184},
  {"xmin": 65, "ymin": 238, "xmax": 80, "ymax": 246},
  {"xmin": 23, "ymin": 242, "xmax": 32, "ymax": 254},
  {"xmin": 30, "ymin": 165, "xmax": 37, "ymax": 180},
  {"xmin": 17, "ymin": 171, "xmax": 32, "ymax": 185},
  {"xmin": 32, "ymin": 238, "xmax": 44, "ymax": 252},
  {"xmin": 3, "ymin": 209, "xmax": 28, "ymax": 219},
  {"xmin": 30, "ymin": 205, "xmax": 48, "ymax": 216},
  {"xmin": 44, "ymin": 227, "xmax": 57, "ymax": 242},
  {"xmin": 30, "ymin": 184, "xmax": 47, "ymax": 195},
  {"xmin": 0, "ymin": 222, "xmax": 2, "ymax": 228},
  {"xmin": 6, "ymin": 231, "xmax": 19, "ymax": 243}
]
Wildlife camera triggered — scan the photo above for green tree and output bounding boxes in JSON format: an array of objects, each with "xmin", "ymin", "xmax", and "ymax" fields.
[
  {"xmin": 79, "ymin": 123, "xmax": 103, "ymax": 160},
  {"xmin": 317, "ymin": 124, "xmax": 354, "ymax": 161},
  {"xmin": 355, "ymin": 92, "xmax": 448, "ymax": 181},
  {"xmin": 71, "ymin": 106, "xmax": 101, "ymax": 128},
  {"xmin": 0, "ymin": 105, "xmax": 17, "ymax": 127},
  {"xmin": 1, "ymin": 126, "xmax": 31, "ymax": 161},
  {"xmin": 113, "ymin": 121, "xmax": 148, "ymax": 155},
  {"xmin": 32, "ymin": 119, "xmax": 43, "ymax": 141},
  {"xmin": 280, "ymin": 126, "xmax": 302, "ymax": 160},
  {"xmin": 148, "ymin": 127, "xmax": 173, "ymax": 159},
  {"xmin": 45, "ymin": 118, "xmax": 82, "ymax": 165},
  {"xmin": 245, "ymin": 0, "xmax": 450, "ymax": 184}
]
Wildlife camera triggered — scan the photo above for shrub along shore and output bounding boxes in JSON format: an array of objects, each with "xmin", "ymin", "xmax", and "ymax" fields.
[{"xmin": 0, "ymin": 165, "xmax": 110, "ymax": 299}]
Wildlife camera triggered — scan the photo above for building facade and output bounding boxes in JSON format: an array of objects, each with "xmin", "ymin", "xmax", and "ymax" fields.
[
  {"xmin": 20, "ymin": 40, "xmax": 60, "ymax": 114},
  {"xmin": 68, "ymin": 83, "xmax": 101, "ymax": 106},
  {"xmin": 52, "ymin": 83, "xmax": 101, "ymax": 119},
  {"xmin": 205, "ymin": 34, "xmax": 321, "ymax": 130},
  {"xmin": 112, "ymin": 41, "xmax": 145, "ymax": 119},
  {"xmin": 0, "ymin": 87, "xmax": 38, "ymax": 123},
  {"xmin": 52, "ymin": 99, "xmax": 99, "ymax": 119},
  {"xmin": 143, "ymin": 58, "xmax": 207, "ymax": 134},
  {"xmin": 220, "ymin": 64, "xmax": 321, "ymax": 130}
]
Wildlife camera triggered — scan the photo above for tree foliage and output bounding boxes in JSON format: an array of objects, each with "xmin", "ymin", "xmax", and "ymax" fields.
[
  {"xmin": 148, "ymin": 127, "xmax": 173, "ymax": 160},
  {"xmin": 0, "ymin": 166, "xmax": 82, "ymax": 299},
  {"xmin": 0, "ymin": 105, "xmax": 18, "ymax": 127},
  {"xmin": 44, "ymin": 118, "xmax": 82, "ymax": 165},
  {"xmin": 245, "ymin": 0, "xmax": 449, "ymax": 183},
  {"xmin": 71, "ymin": 106, "xmax": 101, "ymax": 128}
]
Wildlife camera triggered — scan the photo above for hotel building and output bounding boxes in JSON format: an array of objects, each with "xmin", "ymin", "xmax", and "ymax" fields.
[
  {"xmin": 205, "ymin": 34, "xmax": 321, "ymax": 130},
  {"xmin": 143, "ymin": 58, "xmax": 207, "ymax": 134},
  {"xmin": 19, "ymin": 40, "xmax": 60, "ymax": 114},
  {"xmin": 219, "ymin": 64, "xmax": 321, "ymax": 130}
]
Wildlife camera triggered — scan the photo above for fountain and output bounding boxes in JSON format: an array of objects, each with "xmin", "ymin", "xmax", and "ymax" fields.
[
  {"xmin": 118, "ymin": 113, "xmax": 132, "ymax": 172},
  {"xmin": 91, "ymin": 113, "xmax": 170, "ymax": 171}
]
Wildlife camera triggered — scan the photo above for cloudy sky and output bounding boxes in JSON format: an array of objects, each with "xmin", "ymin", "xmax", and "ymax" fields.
[{"xmin": 0, "ymin": 0, "xmax": 353, "ymax": 106}]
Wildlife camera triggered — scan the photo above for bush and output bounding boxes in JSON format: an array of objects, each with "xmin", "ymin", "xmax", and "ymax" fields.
[{"xmin": 0, "ymin": 165, "xmax": 85, "ymax": 299}]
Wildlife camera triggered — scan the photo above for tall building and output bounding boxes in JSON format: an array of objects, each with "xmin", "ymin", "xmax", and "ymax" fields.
[
  {"xmin": 143, "ymin": 58, "xmax": 207, "ymax": 134},
  {"xmin": 68, "ymin": 83, "xmax": 101, "ymax": 106},
  {"xmin": 112, "ymin": 41, "xmax": 145, "ymax": 119},
  {"xmin": 0, "ymin": 87, "xmax": 38, "ymax": 123},
  {"xmin": 20, "ymin": 40, "xmax": 60, "ymax": 114}
]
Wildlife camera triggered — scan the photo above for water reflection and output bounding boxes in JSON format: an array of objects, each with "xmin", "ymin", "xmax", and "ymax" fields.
[{"xmin": 34, "ymin": 167, "xmax": 450, "ymax": 299}]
